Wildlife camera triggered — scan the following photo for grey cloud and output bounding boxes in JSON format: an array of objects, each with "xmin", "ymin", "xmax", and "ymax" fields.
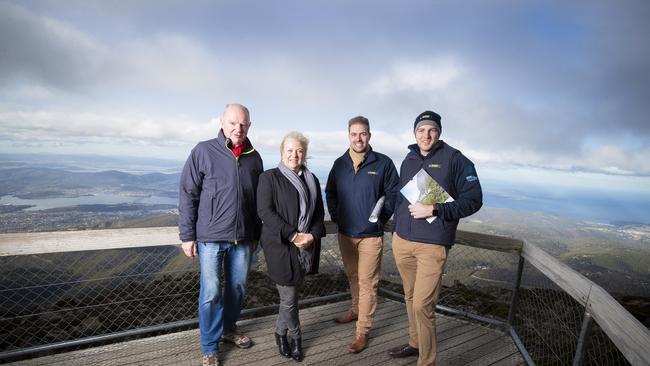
[
  {"xmin": 359, "ymin": 0, "xmax": 650, "ymax": 173},
  {"xmin": 0, "ymin": 2, "xmax": 224, "ymax": 98},
  {"xmin": 0, "ymin": 2, "xmax": 105, "ymax": 89},
  {"xmin": 2, "ymin": 0, "xmax": 650, "ymax": 176},
  {"xmin": 452, "ymin": 1, "xmax": 650, "ymax": 143}
]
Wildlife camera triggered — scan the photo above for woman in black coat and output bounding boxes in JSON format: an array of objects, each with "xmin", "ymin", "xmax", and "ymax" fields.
[{"xmin": 257, "ymin": 131, "xmax": 325, "ymax": 362}]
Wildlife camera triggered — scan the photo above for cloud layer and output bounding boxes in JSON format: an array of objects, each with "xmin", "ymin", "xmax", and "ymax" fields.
[{"xmin": 1, "ymin": 1, "xmax": 650, "ymax": 177}]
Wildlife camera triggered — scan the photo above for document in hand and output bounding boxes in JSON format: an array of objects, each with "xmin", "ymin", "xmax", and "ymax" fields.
[
  {"xmin": 400, "ymin": 168, "xmax": 454, "ymax": 223},
  {"xmin": 368, "ymin": 196, "xmax": 385, "ymax": 223}
]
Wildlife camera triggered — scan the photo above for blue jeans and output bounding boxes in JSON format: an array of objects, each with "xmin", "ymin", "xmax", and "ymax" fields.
[{"xmin": 197, "ymin": 241, "xmax": 251, "ymax": 355}]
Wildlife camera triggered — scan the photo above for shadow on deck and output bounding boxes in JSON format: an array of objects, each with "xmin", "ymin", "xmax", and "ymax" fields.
[{"xmin": 7, "ymin": 298, "xmax": 524, "ymax": 366}]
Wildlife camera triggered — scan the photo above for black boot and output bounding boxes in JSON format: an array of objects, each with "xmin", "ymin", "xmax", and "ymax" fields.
[
  {"xmin": 275, "ymin": 333, "xmax": 291, "ymax": 358},
  {"xmin": 290, "ymin": 337, "xmax": 303, "ymax": 362}
]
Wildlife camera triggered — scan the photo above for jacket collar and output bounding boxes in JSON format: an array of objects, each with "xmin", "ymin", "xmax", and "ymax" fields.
[
  {"xmin": 343, "ymin": 145, "xmax": 376, "ymax": 168},
  {"xmin": 216, "ymin": 129, "xmax": 254, "ymax": 154}
]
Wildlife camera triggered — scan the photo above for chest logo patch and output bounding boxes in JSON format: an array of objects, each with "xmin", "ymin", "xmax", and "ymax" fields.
[
  {"xmin": 367, "ymin": 171, "xmax": 377, "ymax": 175},
  {"xmin": 429, "ymin": 163, "xmax": 441, "ymax": 168}
]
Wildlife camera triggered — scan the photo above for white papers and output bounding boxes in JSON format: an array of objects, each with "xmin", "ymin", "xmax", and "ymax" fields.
[
  {"xmin": 400, "ymin": 168, "xmax": 454, "ymax": 223},
  {"xmin": 368, "ymin": 196, "xmax": 386, "ymax": 223}
]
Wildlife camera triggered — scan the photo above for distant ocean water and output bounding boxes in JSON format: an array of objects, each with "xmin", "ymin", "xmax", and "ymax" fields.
[
  {"xmin": 314, "ymin": 170, "xmax": 650, "ymax": 226},
  {"xmin": 0, "ymin": 194, "xmax": 178, "ymax": 210},
  {"xmin": 2, "ymin": 154, "xmax": 647, "ymax": 226},
  {"xmin": 483, "ymin": 187, "xmax": 650, "ymax": 225},
  {"xmin": 315, "ymin": 168, "xmax": 650, "ymax": 225}
]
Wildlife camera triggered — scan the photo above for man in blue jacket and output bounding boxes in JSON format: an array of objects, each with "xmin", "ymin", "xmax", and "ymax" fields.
[
  {"xmin": 388, "ymin": 111, "xmax": 482, "ymax": 366},
  {"xmin": 178, "ymin": 103, "xmax": 263, "ymax": 365},
  {"xmin": 326, "ymin": 116, "xmax": 399, "ymax": 353}
]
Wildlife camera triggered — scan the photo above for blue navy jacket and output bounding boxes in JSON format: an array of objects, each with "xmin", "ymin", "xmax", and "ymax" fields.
[
  {"xmin": 178, "ymin": 130, "xmax": 264, "ymax": 243},
  {"xmin": 325, "ymin": 147, "xmax": 400, "ymax": 237},
  {"xmin": 394, "ymin": 141, "xmax": 482, "ymax": 246}
]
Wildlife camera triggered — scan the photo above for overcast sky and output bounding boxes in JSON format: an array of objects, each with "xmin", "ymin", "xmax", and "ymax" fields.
[{"xmin": 1, "ymin": 0, "xmax": 650, "ymax": 193}]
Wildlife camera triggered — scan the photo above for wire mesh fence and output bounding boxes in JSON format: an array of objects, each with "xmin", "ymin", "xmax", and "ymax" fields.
[
  {"xmin": 382, "ymin": 235, "xmax": 634, "ymax": 366},
  {"xmin": 510, "ymin": 261, "xmax": 631, "ymax": 366},
  {"xmin": 0, "ymin": 233, "xmax": 349, "ymax": 364},
  {"xmin": 381, "ymin": 235, "xmax": 520, "ymax": 322},
  {"xmin": 0, "ymin": 246, "xmax": 198, "ymax": 354},
  {"xmin": 0, "ymin": 229, "xmax": 642, "ymax": 365}
]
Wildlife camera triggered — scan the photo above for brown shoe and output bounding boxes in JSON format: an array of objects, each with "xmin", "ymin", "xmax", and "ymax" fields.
[
  {"xmin": 348, "ymin": 333, "xmax": 368, "ymax": 353},
  {"xmin": 388, "ymin": 343, "xmax": 418, "ymax": 358},
  {"xmin": 334, "ymin": 310, "xmax": 358, "ymax": 324}
]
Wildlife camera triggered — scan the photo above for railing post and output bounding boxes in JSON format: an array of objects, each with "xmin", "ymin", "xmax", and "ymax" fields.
[
  {"xmin": 572, "ymin": 311, "xmax": 594, "ymax": 366},
  {"xmin": 507, "ymin": 256, "xmax": 525, "ymax": 326}
]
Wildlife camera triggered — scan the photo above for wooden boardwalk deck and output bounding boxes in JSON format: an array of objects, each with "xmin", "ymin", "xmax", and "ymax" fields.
[{"xmin": 9, "ymin": 298, "xmax": 524, "ymax": 366}]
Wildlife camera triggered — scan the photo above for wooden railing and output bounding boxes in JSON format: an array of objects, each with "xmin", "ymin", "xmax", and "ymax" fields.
[
  {"xmin": 1, "ymin": 225, "xmax": 648, "ymax": 365},
  {"xmin": 521, "ymin": 242, "xmax": 649, "ymax": 366}
]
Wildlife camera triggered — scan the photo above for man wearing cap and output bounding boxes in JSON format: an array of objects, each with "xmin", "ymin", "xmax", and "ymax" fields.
[
  {"xmin": 179, "ymin": 103, "xmax": 263, "ymax": 365},
  {"xmin": 388, "ymin": 111, "xmax": 482, "ymax": 365},
  {"xmin": 326, "ymin": 116, "xmax": 399, "ymax": 353}
]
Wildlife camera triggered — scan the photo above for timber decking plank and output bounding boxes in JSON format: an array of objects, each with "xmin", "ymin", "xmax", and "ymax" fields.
[
  {"xmin": 490, "ymin": 352, "xmax": 531, "ymax": 366},
  {"xmin": 139, "ymin": 298, "xmax": 372, "ymax": 366},
  {"xmin": 437, "ymin": 333, "xmax": 509, "ymax": 365},
  {"xmin": 277, "ymin": 304, "xmax": 425, "ymax": 365},
  {"xmin": 7, "ymin": 298, "xmax": 524, "ymax": 366},
  {"xmin": 312, "ymin": 317, "xmax": 459, "ymax": 365},
  {"xmin": 371, "ymin": 321, "xmax": 490, "ymax": 366},
  {"xmin": 463, "ymin": 333, "xmax": 522, "ymax": 366},
  {"xmin": 234, "ymin": 301, "xmax": 408, "ymax": 365},
  {"xmin": 333, "ymin": 318, "xmax": 459, "ymax": 366}
]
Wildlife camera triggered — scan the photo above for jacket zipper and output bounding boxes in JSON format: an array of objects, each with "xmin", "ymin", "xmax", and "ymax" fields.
[
  {"xmin": 407, "ymin": 157, "xmax": 424, "ymax": 235},
  {"xmin": 234, "ymin": 156, "xmax": 240, "ymax": 244},
  {"xmin": 225, "ymin": 140, "xmax": 241, "ymax": 245},
  {"xmin": 232, "ymin": 146, "xmax": 256, "ymax": 245}
]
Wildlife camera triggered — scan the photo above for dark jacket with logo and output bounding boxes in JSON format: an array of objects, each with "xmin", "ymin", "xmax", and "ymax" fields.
[
  {"xmin": 257, "ymin": 168, "xmax": 325, "ymax": 286},
  {"xmin": 325, "ymin": 147, "xmax": 400, "ymax": 238},
  {"xmin": 178, "ymin": 130, "xmax": 263, "ymax": 243},
  {"xmin": 394, "ymin": 140, "xmax": 482, "ymax": 246}
]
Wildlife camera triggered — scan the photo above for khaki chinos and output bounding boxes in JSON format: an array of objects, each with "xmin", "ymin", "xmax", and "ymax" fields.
[
  {"xmin": 338, "ymin": 233, "xmax": 383, "ymax": 334},
  {"xmin": 392, "ymin": 232, "xmax": 449, "ymax": 366}
]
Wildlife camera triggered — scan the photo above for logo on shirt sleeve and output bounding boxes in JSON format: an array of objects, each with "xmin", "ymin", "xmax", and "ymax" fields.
[{"xmin": 466, "ymin": 164, "xmax": 478, "ymax": 182}]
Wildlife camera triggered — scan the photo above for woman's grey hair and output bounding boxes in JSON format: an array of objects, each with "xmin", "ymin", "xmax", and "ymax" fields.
[{"xmin": 280, "ymin": 131, "xmax": 310, "ymax": 159}]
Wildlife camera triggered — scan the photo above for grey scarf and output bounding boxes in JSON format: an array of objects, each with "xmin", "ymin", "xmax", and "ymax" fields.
[{"xmin": 278, "ymin": 162, "xmax": 318, "ymax": 272}]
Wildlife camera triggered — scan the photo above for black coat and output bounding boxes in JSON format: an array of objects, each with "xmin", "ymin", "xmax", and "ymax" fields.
[{"xmin": 257, "ymin": 168, "xmax": 325, "ymax": 286}]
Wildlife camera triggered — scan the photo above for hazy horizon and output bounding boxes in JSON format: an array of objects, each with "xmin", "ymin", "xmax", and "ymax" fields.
[{"xmin": 2, "ymin": 152, "xmax": 649, "ymax": 226}]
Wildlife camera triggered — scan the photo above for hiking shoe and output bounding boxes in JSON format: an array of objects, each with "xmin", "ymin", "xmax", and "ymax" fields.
[
  {"xmin": 202, "ymin": 353, "xmax": 222, "ymax": 366},
  {"xmin": 222, "ymin": 327, "xmax": 252, "ymax": 349}
]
